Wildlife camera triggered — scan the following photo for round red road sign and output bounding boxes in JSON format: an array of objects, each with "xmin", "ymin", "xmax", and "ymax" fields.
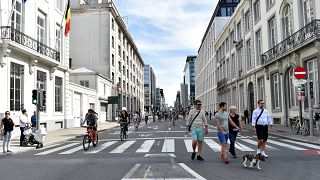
[{"xmin": 294, "ymin": 66, "xmax": 307, "ymax": 79}]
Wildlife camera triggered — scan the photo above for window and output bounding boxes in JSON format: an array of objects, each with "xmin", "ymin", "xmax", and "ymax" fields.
[
  {"xmin": 55, "ymin": 24, "xmax": 61, "ymax": 52},
  {"xmin": 237, "ymin": 21, "xmax": 242, "ymax": 41},
  {"xmin": 301, "ymin": 0, "xmax": 311, "ymax": 26},
  {"xmin": 255, "ymin": 30, "xmax": 262, "ymax": 64},
  {"xmin": 245, "ymin": 11, "xmax": 250, "ymax": 32},
  {"xmin": 55, "ymin": 76, "xmax": 63, "ymax": 112},
  {"xmin": 11, "ymin": 0, "xmax": 22, "ymax": 31},
  {"xmin": 112, "ymin": 72, "xmax": 115, "ymax": 84},
  {"xmin": 112, "ymin": 54, "xmax": 115, "ymax": 66},
  {"xmin": 10, "ymin": 62, "xmax": 24, "ymax": 111},
  {"xmin": 123, "ymin": 66, "xmax": 125, "ymax": 75},
  {"xmin": 226, "ymin": 59, "xmax": 230, "ymax": 79},
  {"xmin": 289, "ymin": 68, "xmax": 298, "ymax": 107},
  {"xmin": 37, "ymin": 11, "xmax": 46, "ymax": 44},
  {"xmin": 307, "ymin": 59, "xmax": 318, "ymax": 105},
  {"xmin": 80, "ymin": 80, "xmax": 89, "ymax": 88},
  {"xmin": 239, "ymin": 84, "xmax": 245, "ymax": 109},
  {"xmin": 118, "ymin": 45, "xmax": 121, "ymax": 56},
  {"xmin": 266, "ymin": 0, "xmax": 275, "ymax": 9},
  {"xmin": 271, "ymin": 73, "xmax": 281, "ymax": 109},
  {"xmin": 254, "ymin": 0, "xmax": 261, "ymax": 22},
  {"xmin": 268, "ymin": 16, "xmax": 277, "ymax": 48},
  {"xmin": 246, "ymin": 40, "xmax": 252, "ymax": 68},
  {"xmin": 230, "ymin": 31, "xmax": 234, "ymax": 48},
  {"xmin": 282, "ymin": 5, "xmax": 291, "ymax": 39},
  {"xmin": 231, "ymin": 54, "xmax": 235, "ymax": 79},
  {"xmin": 37, "ymin": 70, "xmax": 47, "ymax": 90},
  {"xmin": 123, "ymin": 51, "xmax": 125, "ymax": 60},
  {"xmin": 226, "ymin": 37, "xmax": 229, "ymax": 52},
  {"xmin": 118, "ymin": 61, "xmax": 121, "ymax": 72},
  {"xmin": 55, "ymin": 0, "xmax": 63, "ymax": 11},
  {"xmin": 257, "ymin": 78, "xmax": 264, "ymax": 101},
  {"xmin": 118, "ymin": 29, "xmax": 121, "ymax": 40},
  {"xmin": 111, "ymin": 18, "xmax": 114, "ymax": 30},
  {"xmin": 112, "ymin": 36, "xmax": 114, "ymax": 48},
  {"xmin": 237, "ymin": 48, "xmax": 242, "ymax": 71}
]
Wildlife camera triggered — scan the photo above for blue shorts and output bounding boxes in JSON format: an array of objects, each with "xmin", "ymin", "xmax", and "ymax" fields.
[
  {"xmin": 191, "ymin": 128, "xmax": 204, "ymax": 141},
  {"xmin": 218, "ymin": 132, "xmax": 229, "ymax": 144}
]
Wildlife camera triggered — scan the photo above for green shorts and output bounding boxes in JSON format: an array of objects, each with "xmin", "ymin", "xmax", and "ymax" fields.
[{"xmin": 191, "ymin": 128, "xmax": 204, "ymax": 141}]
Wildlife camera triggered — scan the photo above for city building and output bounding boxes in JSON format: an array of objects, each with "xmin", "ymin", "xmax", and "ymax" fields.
[
  {"xmin": 0, "ymin": 0, "xmax": 72, "ymax": 133},
  {"xmin": 183, "ymin": 55, "xmax": 197, "ymax": 110},
  {"xmin": 196, "ymin": 0, "xmax": 320, "ymax": 126},
  {"xmin": 69, "ymin": 0, "xmax": 145, "ymax": 119},
  {"xmin": 144, "ymin": 65, "xmax": 156, "ymax": 112}
]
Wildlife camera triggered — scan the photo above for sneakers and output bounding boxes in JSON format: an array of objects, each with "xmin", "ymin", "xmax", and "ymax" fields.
[
  {"xmin": 7, "ymin": 150, "xmax": 13, "ymax": 153},
  {"xmin": 257, "ymin": 153, "xmax": 266, "ymax": 161},
  {"xmin": 191, "ymin": 152, "xmax": 196, "ymax": 160},
  {"xmin": 197, "ymin": 155, "xmax": 204, "ymax": 161},
  {"xmin": 261, "ymin": 152, "xmax": 269, "ymax": 158},
  {"xmin": 223, "ymin": 157, "xmax": 229, "ymax": 164}
]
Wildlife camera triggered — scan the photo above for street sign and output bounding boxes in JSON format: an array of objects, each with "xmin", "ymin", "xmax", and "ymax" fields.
[
  {"xmin": 294, "ymin": 66, "xmax": 307, "ymax": 79},
  {"xmin": 293, "ymin": 79, "xmax": 307, "ymax": 86},
  {"xmin": 296, "ymin": 85, "xmax": 305, "ymax": 101},
  {"xmin": 107, "ymin": 96, "xmax": 118, "ymax": 104}
]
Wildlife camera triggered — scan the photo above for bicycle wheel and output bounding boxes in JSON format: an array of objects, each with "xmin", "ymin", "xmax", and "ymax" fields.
[
  {"xmin": 292, "ymin": 123, "xmax": 300, "ymax": 135},
  {"xmin": 302, "ymin": 122, "xmax": 310, "ymax": 136},
  {"xmin": 93, "ymin": 133, "xmax": 99, "ymax": 147},
  {"xmin": 83, "ymin": 134, "xmax": 90, "ymax": 151},
  {"xmin": 120, "ymin": 128, "xmax": 123, "ymax": 141}
]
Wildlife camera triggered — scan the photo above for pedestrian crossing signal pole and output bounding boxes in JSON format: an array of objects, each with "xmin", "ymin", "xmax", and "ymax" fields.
[{"xmin": 308, "ymin": 80, "xmax": 314, "ymax": 136}]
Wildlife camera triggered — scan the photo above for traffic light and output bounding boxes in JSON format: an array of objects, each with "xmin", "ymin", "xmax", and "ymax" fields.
[
  {"xmin": 309, "ymin": 81, "xmax": 314, "ymax": 99},
  {"xmin": 32, "ymin": 89, "xmax": 38, "ymax": 105},
  {"xmin": 41, "ymin": 90, "xmax": 46, "ymax": 107}
]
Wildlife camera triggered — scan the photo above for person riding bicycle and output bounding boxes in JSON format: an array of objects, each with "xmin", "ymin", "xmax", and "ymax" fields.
[{"xmin": 81, "ymin": 109, "xmax": 97, "ymax": 140}]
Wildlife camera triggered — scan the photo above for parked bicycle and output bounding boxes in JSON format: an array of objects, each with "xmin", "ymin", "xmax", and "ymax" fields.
[
  {"xmin": 290, "ymin": 116, "xmax": 310, "ymax": 136},
  {"xmin": 120, "ymin": 122, "xmax": 128, "ymax": 141},
  {"xmin": 82, "ymin": 125, "xmax": 98, "ymax": 151}
]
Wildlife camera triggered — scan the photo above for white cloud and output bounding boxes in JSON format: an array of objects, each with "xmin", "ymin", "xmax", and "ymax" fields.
[{"xmin": 115, "ymin": 0, "xmax": 218, "ymax": 106}]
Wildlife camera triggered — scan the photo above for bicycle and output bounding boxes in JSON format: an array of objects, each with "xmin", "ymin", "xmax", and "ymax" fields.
[
  {"xmin": 120, "ymin": 122, "xmax": 128, "ymax": 141},
  {"xmin": 290, "ymin": 116, "xmax": 310, "ymax": 136},
  {"xmin": 133, "ymin": 118, "xmax": 140, "ymax": 131},
  {"xmin": 82, "ymin": 125, "xmax": 98, "ymax": 151}
]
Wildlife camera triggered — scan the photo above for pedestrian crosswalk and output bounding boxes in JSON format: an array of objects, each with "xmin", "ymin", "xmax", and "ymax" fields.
[{"xmin": 33, "ymin": 137, "xmax": 320, "ymax": 156}]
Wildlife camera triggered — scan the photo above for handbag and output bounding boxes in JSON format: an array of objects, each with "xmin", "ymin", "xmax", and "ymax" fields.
[{"xmin": 188, "ymin": 110, "xmax": 201, "ymax": 132}]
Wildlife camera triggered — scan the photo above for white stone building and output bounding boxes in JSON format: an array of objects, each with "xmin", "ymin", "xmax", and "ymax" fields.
[
  {"xmin": 0, "ymin": 0, "xmax": 72, "ymax": 133},
  {"xmin": 196, "ymin": 0, "xmax": 320, "ymax": 126},
  {"xmin": 70, "ymin": 0, "xmax": 144, "ymax": 119}
]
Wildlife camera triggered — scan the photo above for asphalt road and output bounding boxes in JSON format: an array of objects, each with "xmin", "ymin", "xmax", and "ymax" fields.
[{"xmin": 1, "ymin": 117, "xmax": 320, "ymax": 180}]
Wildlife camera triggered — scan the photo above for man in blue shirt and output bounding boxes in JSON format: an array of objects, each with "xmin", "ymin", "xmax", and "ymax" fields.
[
  {"xmin": 252, "ymin": 100, "xmax": 274, "ymax": 159},
  {"xmin": 31, "ymin": 111, "xmax": 37, "ymax": 128}
]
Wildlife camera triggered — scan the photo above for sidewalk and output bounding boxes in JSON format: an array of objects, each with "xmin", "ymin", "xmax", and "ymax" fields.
[
  {"xmin": 1, "ymin": 121, "xmax": 118, "ymax": 155},
  {"xmin": 242, "ymin": 123, "xmax": 320, "ymax": 145}
]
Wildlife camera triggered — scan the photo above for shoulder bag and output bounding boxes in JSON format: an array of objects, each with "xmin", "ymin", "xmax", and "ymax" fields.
[
  {"xmin": 255, "ymin": 109, "xmax": 265, "ymax": 126},
  {"xmin": 188, "ymin": 110, "xmax": 201, "ymax": 132}
]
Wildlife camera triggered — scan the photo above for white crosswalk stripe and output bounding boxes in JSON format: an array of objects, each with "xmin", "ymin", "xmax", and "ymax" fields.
[
  {"xmin": 32, "ymin": 138, "xmax": 320, "ymax": 156},
  {"xmin": 136, "ymin": 140, "xmax": 155, "ymax": 153},
  {"xmin": 85, "ymin": 141, "xmax": 117, "ymax": 154},
  {"xmin": 240, "ymin": 139, "xmax": 279, "ymax": 150},
  {"xmin": 267, "ymin": 139, "xmax": 307, "ymax": 150},
  {"xmin": 35, "ymin": 143, "xmax": 78, "ymax": 155},
  {"xmin": 161, "ymin": 139, "xmax": 175, "ymax": 152},
  {"xmin": 110, "ymin": 141, "xmax": 135, "ymax": 153}
]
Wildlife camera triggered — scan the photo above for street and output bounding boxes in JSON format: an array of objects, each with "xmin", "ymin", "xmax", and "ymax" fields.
[{"xmin": 1, "ymin": 117, "xmax": 320, "ymax": 180}]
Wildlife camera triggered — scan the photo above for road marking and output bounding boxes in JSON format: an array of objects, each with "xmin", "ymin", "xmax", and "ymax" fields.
[
  {"xmin": 267, "ymin": 139, "xmax": 307, "ymax": 150},
  {"xmin": 234, "ymin": 141, "xmax": 255, "ymax": 151},
  {"xmin": 85, "ymin": 141, "xmax": 117, "ymax": 154},
  {"xmin": 204, "ymin": 139, "xmax": 220, "ymax": 152},
  {"xmin": 184, "ymin": 139, "xmax": 197, "ymax": 152},
  {"xmin": 144, "ymin": 153, "xmax": 176, "ymax": 158},
  {"xmin": 110, "ymin": 141, "xmax": 135, "ymax": 153},
  {"xmin": 144, "ymin": 165, "xmax": 151, "ymax": 179},
  {"xmin": 35, "ymin": 143, "xmax": 78, "ymax": 155},
  {"xmin": 240, "ymin": 139, "xmax": 278, "ymax": 150},
  {"xmin": 161, "ymin": 139, "xmax": 175, "ymax": 152},
  {"xmin": 122, "ymin": 163, "xmax": 141, "ymax": 179},
  {"xmin": 136, "ymin": 140, "xmax": 155, "ymax": 153},
  {"xmin": 59, "ymin": 145, "xmax": 83, "ymax": 154},
  {"xmin": 280, "ymin": 139, "xmax": 320, "ymax": 150},
  {"xmin": 178, "ymin": 163, "xmax": 206, "ymax": 180},
  {"xmin": 98, "ymin": 136, "xmax": 226, "ymax": 142}
]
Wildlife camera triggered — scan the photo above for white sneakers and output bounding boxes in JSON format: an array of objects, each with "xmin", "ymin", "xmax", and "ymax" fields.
[{"xmin": 261, "ymin": 151, "xmax": 269, "ymax": 158}]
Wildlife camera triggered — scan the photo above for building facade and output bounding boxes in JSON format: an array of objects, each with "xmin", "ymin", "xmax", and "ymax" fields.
[
  {"xmin": 70, "ymin": 0, "xmax": 145, "ymax": 118},
  {"xmin": 0, "ymin": 0, "xmax": 72, "ymax": 133},
  {"xmin": 144, "ymin": 65, "xmax": 156, "ymax": 112},
  {"xmin": 183, "ymin": 56, "xmax": 197, "ymax": 109},
  {"xmin": 196, "ymin": 0, "xmax": 320, "ymax": 126}
]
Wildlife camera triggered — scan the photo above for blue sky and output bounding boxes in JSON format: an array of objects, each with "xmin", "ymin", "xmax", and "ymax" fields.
[{"xmin": 115, "ymin": 0, "xmax": 218, "ymax": 106}]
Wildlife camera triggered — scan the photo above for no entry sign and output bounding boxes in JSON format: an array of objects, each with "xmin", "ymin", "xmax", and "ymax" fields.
[{"xmin": 294, "ymin": 66, "xmax": 307, "ymax": 79}]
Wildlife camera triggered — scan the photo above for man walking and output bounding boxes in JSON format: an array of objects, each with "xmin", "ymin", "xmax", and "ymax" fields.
[
  {"xmin": 215, "ymin": 102, "xmax": 230, "ymax": 164},
  {"xmin": 185, "ymin": 100, "xmax": 208, "ymax": 161},
  {"xmin": 252, "ymin": 100, "xmax": 274, "ymax": 159},
  {"xmin": 244, "ymin": 108, "xmax": 249, "ymax": 124}
]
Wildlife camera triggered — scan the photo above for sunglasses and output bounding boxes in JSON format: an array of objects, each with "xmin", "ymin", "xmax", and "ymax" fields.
[
  {"xmin": 196, "ymin": 104, "xmax": 202, "ymax": 106},
  {"xmin": 5, "ymin": 113, "xmax": 10, "ymax": 115}
]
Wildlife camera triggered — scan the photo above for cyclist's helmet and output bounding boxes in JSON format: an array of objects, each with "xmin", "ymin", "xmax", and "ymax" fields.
[{"xmin": 122, "ymin": 107, "xmax": 127, "ymax": 111}]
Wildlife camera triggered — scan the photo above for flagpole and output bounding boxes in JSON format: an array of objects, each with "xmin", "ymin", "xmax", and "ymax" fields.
[{"xmin": 7, "ymin": 0, "xmax": 17, "ymax": 27}]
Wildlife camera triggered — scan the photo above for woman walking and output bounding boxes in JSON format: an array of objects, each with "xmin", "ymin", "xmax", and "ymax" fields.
[
  {"xmin": 1, "ymin": 111, "xmax": 15, "ymax": 153},
  {"xmin": 228, "ymin": 106, "xmax": 243, "ymax": 158}
]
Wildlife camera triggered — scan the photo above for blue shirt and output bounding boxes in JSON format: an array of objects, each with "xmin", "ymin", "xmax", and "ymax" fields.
[
  {"xmin": 31, "ymin": 115, "xmax": 37, "ymax": 125},
  {"xmin": 251, "ymin": 108, "xmax": 273, "ymax": 126}
]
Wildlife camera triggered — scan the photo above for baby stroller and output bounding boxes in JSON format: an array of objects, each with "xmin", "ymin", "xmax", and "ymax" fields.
[{"xmin": 22, "ymin": 124, "xmax": 46, "ymax": 149}]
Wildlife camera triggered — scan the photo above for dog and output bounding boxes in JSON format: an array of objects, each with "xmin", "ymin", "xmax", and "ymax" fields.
[{"xmin": 242, "ymin": 153, "xmax": 263, "ymax": 170}]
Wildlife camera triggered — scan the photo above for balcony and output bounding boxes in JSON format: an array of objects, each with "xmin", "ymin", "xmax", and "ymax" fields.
[
  {"xmin": 261, "ymin": 20, "xmax": 320, "ymax": 65},
  {"xmin": 217, "ymin": 78, "xmax": 228, "ymax": 89},
  {"xmin": 0, "ymin": 26, "xmax": 60, "ymax": 62}
]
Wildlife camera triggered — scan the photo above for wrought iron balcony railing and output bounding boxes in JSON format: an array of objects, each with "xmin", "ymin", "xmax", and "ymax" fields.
[
  {"xmin": 217, "ymin": 78, "xmax": 228, "ymax": 89},
  {"xmin": 261, "ymin": 20, "xmax": 320, "ymax": 65},
  {"xmin": 0, "ymin": 26, "xmax": 60, "ymax": 62}
]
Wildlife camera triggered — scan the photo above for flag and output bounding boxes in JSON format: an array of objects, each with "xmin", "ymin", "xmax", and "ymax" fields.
[
  {"xmin": 22, "ymin": 0, "xmax": 27, "ymax": 3},
  {"xmin": 64, "ymin": 0, "xmax": 71, "ymax": 36}
]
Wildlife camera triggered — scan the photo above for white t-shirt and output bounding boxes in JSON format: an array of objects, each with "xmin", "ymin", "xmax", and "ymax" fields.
[{"xmin": 19, "ymin": 114, "xmax": 28, "ymax": 127}]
